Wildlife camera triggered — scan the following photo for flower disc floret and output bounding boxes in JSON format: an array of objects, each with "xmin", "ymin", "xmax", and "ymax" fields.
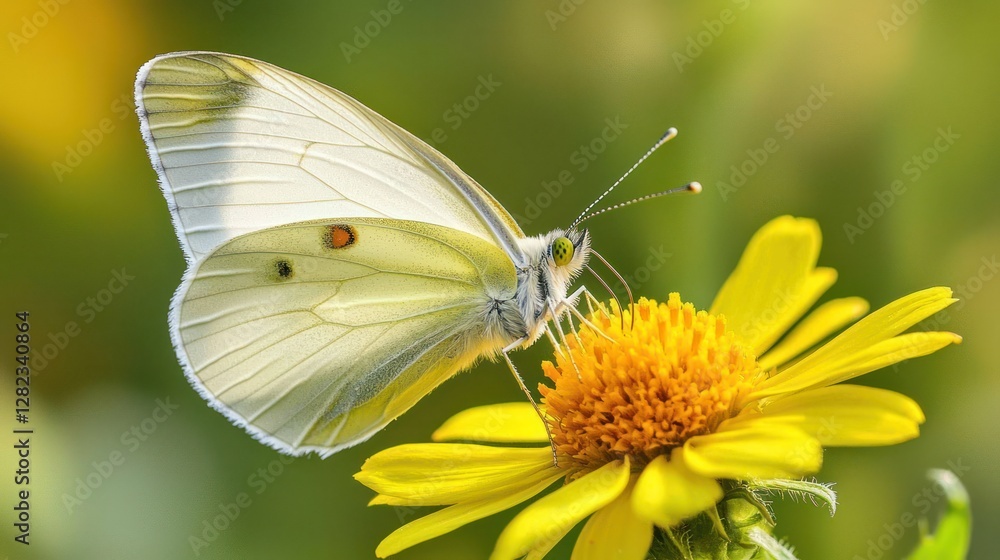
[{"xmin": 541, "ymin": 294, "xmax": 761, "ymax": 470}]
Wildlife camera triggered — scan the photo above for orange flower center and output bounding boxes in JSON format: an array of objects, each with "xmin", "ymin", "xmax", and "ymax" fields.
[{"xmin": 540, "ymin": 294, "xmax": 761, "ymax": 470}]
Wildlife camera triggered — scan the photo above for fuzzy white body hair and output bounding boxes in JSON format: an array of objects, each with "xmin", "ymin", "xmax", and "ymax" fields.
[{"xmin": 508, "ymin": 228, "xmax": 591, "ymax": 346}]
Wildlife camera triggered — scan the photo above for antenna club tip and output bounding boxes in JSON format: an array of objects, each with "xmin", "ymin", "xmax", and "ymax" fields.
[{"xmin": 688, "ymin": 181, "xmax": 702, "ymax": 194}]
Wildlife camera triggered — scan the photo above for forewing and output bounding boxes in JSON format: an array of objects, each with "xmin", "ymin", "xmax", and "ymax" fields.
[
  {"xmin": 174, "ymin": 218, "xmax": 518, "ymax": 456},
  {"xmin": 135, "ymin": 51, "xmax": 525, "ymax": 262}
]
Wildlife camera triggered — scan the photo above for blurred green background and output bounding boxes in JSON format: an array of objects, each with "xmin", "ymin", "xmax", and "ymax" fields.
[{"xmin": 1, "ymin": 1, "xmax": 996, "ymax": 559}]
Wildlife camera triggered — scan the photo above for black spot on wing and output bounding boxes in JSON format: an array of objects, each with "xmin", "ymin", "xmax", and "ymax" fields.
[{"xmin": 274, "ymin": 259, "xmax": 293, "ymax": 280}]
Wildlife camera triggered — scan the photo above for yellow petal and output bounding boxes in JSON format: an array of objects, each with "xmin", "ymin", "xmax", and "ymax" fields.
[
  {"xmin": 749, "ymin": 287, "xmax": 960, "ymax": 400},
  {"xmin": 573, "ymin": 481, "xmax": 653, "ymax": 560},
  {"xmin": 432, "ymin": 402, "xmax": 549, "ymax": 443},
  {"xmin": 683, "ymin": 424, "xmax": 822, "ymax": 479},
  {"xmin": 631, "ymin": 452, "xmax": 723, "ymax": 528},
  {"xmin": 751, "ymin": 332, "xmax": 961, "ymax": 402},
  {"xmin": 491, "ymin": 458, "xmax": 631, "ymax": 560},
  {"xmin": 710, "ymin": 216, "xmax": 835, "ymax": 355},
  {"xmin": 730, "ymin": 385, "xmax": 924, "ymax": 446},
  {"xmin": 356, "ymin": 444, "xmax": 553, "ymax": 506},
  {"xmin": 375, "ymin": 468, "xmax": 563, "ymax": 557},
  {"xmin": 524, "ymin": 531, "xmax": 569, "ymax": 560},
  {"xmin": 759, "ymin": 297, "xmax": 870, "ymax": 370}
]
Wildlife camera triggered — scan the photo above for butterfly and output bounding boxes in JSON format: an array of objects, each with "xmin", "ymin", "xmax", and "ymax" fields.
[{"xmin": 135, "ymin": 51, "xmax": 696, "ymax": 457}]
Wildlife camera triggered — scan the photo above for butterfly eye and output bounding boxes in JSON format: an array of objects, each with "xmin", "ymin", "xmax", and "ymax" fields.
[{"xmin": 551, "ymin": 236, "xmax": 574, "ymax": 266}]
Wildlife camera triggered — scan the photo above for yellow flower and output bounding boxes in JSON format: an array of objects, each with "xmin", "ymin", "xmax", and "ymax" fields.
[{"xmin": 354, "ymin": 216, "xmax": 961, "ymax": 559}]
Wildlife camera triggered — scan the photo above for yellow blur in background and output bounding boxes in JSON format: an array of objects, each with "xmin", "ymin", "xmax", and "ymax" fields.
[{"xmin": 1, "ymin": 1, "xmax": 996, "ymax": 559}]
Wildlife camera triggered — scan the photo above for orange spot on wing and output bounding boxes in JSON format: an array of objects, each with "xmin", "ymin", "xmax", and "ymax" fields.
[{"xmin": 326, "ymin": 225, "xmax": 357, "ymax": 249}]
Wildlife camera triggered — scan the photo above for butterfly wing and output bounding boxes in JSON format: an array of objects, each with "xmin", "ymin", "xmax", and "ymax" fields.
[
  {"xmin": 176, "ymin": 218, "xmax": 520, "ymax": 456},
  {"xmin": 135, "ymin": 51, "xmax": 526, "ymax": 263}
]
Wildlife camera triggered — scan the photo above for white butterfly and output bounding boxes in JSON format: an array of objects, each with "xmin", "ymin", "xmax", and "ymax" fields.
[{"xmin": 135, "ymin": 51, "xmax": 613, "ymax": 458}]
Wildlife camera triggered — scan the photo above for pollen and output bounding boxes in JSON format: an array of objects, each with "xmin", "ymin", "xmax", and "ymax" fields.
[{"xmin": 540, "ymin": 294, "xmax": 762, "ymax": 470}]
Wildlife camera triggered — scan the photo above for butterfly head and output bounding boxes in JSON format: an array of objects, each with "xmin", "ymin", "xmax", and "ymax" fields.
[
  {"xmin": 542, "ymin": 227, "xmax": 591, "ymax": 290},
  {"xmin": 513, "ymin": 227, "xmax": 591, "ymax": 340}
]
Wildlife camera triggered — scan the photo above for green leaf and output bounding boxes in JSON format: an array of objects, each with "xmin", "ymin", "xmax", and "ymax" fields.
[
  {"xmin": 747, "ymin": 478, "xmax": 837, "ymax": 516},
  {"xmin": 905, "ymin": 469, "xmax": 972, "ymax": 560}
]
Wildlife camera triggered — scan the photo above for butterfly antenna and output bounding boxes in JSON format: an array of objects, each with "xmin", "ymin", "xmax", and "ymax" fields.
[
  {"xmin": 569, "ymin": 127, "xmax": 678, "ymax": 231},
  {"xmin": 575, "ymin": 182, "xmax": 701, "ymax": 225},
  {"xmin": 589, "ymin": 249, "xmax": 635, "ymax": 330}
]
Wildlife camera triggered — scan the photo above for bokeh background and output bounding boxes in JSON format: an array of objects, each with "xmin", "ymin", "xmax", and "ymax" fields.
[{"xmin": 1, "ymin": 1, "xmax": 996, "ymax": 559}]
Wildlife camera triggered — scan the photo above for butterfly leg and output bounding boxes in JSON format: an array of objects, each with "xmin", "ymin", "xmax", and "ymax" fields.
[
  {"xmin": 560, "ymin": 297, "xmax": 580, "ymax": 338},
  {"xmin": 544, "ymin": 326, "xmax": 567, "ymax": 359},
  {"xmin": 581, "ymin": 286, "xmax": 617, "ymax": 325},
  {"xmin": 546, "ymin": 300, "xmax": 580, "ymax": 377},
  {"xmin": 560, "ymin": 306, "xmax": 583, "ymax": 378},
  {"xmin": 584, "ymin": 288, "xmax": 608, "ymax": 319},
  {"xmin": 501, "ymin": 342, "xmax": 559, "ymax": 466},
  {"xmin": 584, "ymin": 288, "xmax": 613, "ymax": 329},
  {"xmin": 558, "ymin": 287, "xmax": 616, "ymax": 343}
]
